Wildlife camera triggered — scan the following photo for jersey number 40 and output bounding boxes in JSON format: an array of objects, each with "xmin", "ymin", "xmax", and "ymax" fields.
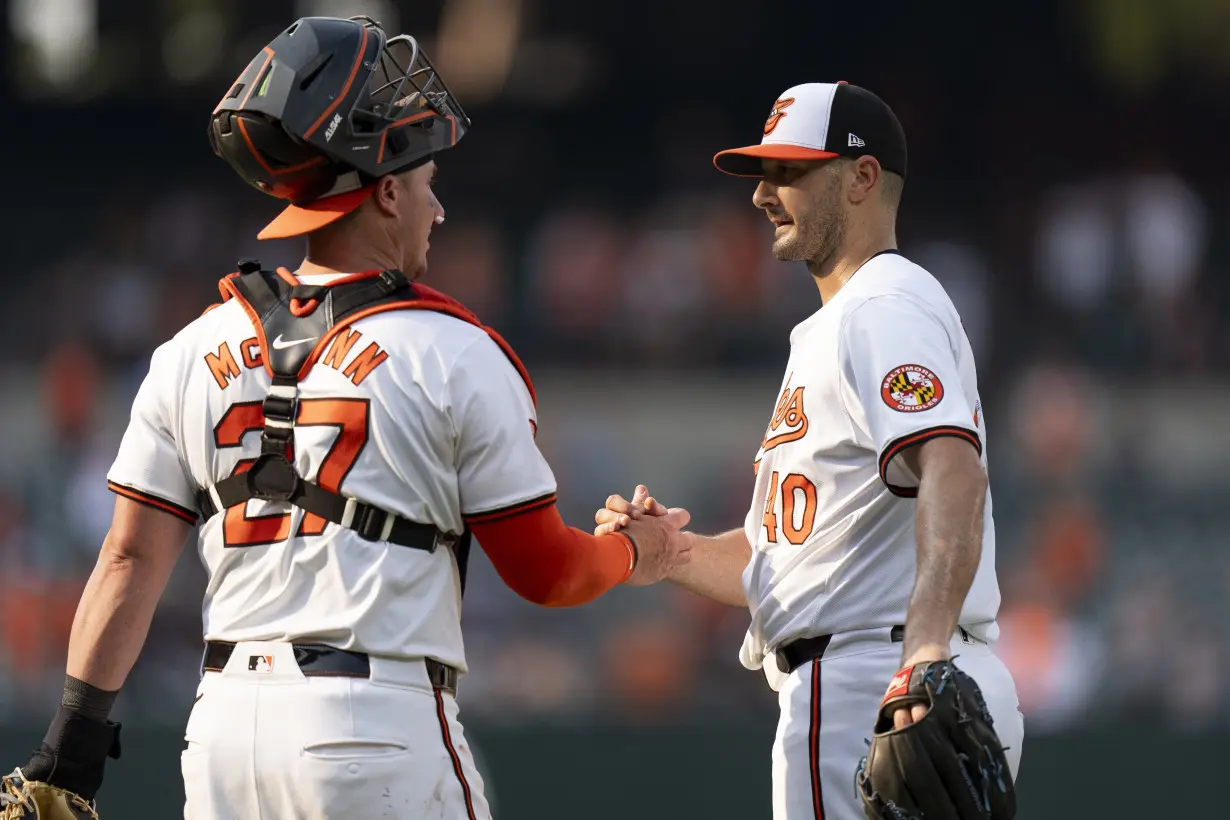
[{"xmin": 761, "ymin": 471, "xmax": 817, "ymax": 546}]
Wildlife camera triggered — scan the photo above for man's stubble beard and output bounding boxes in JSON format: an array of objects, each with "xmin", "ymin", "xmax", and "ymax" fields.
[
  {"xmin": 771, "ymin": 207, "xmax": 847, "ymax": 267},
  {"xmin": 774, "ymin": 166, "xmax": 845, "ymax": 263}
]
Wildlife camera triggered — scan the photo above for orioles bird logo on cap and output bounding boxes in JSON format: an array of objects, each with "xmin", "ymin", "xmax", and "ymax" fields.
[{"xmin": 764, "ymin": 97, "xmax": 795, "ymax": 135}]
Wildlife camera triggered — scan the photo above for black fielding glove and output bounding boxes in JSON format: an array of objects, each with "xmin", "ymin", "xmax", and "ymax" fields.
[{"xmin": 856, "ymin": 659, "xmax": 1015, "ymax": 820}]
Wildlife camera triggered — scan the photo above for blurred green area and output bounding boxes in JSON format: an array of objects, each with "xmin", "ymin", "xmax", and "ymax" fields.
[{"xmin": 0, "ymin": 721, "xmax": 1213, "ymax": 818}]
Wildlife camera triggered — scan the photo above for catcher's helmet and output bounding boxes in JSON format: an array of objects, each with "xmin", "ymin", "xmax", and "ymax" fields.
[{"xmin": 209, "ymin": 15, "xmax": 469, "ymax": 240}]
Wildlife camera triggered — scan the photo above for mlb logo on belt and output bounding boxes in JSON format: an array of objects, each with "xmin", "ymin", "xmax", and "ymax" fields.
[{"xmin": 249, "ymin": 655, "xmax": 274, "ymax": 673}]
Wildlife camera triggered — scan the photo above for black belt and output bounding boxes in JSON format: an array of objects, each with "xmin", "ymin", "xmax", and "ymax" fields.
[
  {"xmin": 201, "ymin": 641, "xmax": 457, "ymax": 695},
  {"xmin": 775, "ymin": 634, "xmax": 832, "ymax": 674},
  {"xmin": 774, "ymin": 625, "xmax": 973, "ymax": 674}
]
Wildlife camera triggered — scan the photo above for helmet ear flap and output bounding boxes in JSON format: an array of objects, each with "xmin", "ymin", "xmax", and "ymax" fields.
[{"xmin": 210, "ymin": 110, "xmax": 338, "ymax": 200}]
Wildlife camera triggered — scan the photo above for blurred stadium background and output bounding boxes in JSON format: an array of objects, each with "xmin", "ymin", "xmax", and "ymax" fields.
[{"xmin": 1, "ymin": 0, "xmax": 1228, "ymax": 817}]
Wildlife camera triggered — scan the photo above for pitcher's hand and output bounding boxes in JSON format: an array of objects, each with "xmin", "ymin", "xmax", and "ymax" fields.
[
  {"xmin": 594, "ymin": 485, "xmax": 666, "ymax": 535},
  {"xmin": 620, "ymin": 504, "xmax": 693, "ymax": 586}
]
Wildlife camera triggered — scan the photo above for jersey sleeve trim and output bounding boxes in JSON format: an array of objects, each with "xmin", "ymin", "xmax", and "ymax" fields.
[
  {"xmin": 877, "ymin": 425, "xmax": 982, "ymax": 498},
  {"xmin": 463, "ymin": 492, "xmax": 558, "ymax": 525},
  {"xmin": 107, "ymin": 481, "xmax": 200, "ymax": 524}
]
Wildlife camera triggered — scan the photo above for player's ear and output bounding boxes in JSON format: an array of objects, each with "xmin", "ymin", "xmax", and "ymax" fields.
[
  {"xmin": 847, "ymin": 156, "xmax": 881, "ymax": 205},
  {"xmin": 370, "ymin": 174, "xmax": 402, "ymax": 218}
]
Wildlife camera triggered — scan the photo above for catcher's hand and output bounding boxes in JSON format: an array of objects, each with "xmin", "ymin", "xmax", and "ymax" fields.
[
  {"xmin": 856, "ymin": 659, "xmax": 1016, "ymax": 820},
  {"xmin": 1, "ymin": 769, "xmax": 100, "ymax": 820}
]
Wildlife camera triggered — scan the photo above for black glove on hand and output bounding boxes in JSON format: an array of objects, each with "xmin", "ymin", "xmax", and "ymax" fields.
[{"xmin": 856, "ymin": 659, "xmax": 1015, "ymax": 820}]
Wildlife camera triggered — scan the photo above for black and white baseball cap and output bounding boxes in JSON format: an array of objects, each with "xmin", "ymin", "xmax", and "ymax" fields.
[{"xmin": 714, "ymin": 82, "xmax": 907, "ymax": 179}]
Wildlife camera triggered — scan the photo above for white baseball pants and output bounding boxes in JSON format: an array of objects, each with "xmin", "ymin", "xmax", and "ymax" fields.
[
  {"xmin": 771, "ymin": 628, "xmax": 1024, "ymax": 820},
  {"xmin": 180, "ymin": 641, "xmax": 491, "ymax": 820}
]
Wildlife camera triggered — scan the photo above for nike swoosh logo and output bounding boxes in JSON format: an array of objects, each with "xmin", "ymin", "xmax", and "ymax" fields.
[{"xmin": 271, "ymin": 334, "xmax": 317, "ymax": 350}]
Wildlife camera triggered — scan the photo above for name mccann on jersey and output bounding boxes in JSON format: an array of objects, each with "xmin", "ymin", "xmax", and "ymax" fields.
[{"xmin": 202, "ymin": 327, "xmax": 389, "ymax": 390}]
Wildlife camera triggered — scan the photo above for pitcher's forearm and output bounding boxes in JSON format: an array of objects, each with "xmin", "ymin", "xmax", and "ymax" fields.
[
  {"xmin": 901, "ymin": 453, "xmax": 986, "ymax": 661},
  {"xmin": 668, "ymin": 529, "xmax": 751, "ymax": 607}
]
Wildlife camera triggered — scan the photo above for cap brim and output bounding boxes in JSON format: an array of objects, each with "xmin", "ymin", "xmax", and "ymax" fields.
[
  {"xmin": 713, "ymin": 144, "xmax": 841, "ymax": 177},
  {"xmin": 257, "ymin": 184, "xmax": 377, "ymax": 240}
]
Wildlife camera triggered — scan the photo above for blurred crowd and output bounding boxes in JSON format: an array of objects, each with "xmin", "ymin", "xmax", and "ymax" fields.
[{"xmin": 0, "ymin": 144, "xmax": 1228, "ymax": 736}]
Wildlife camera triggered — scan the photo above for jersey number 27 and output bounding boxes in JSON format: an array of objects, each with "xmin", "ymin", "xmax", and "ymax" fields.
[{"xmin": 213, "ymin": 398, "xmax": 370, "ymax": 547}]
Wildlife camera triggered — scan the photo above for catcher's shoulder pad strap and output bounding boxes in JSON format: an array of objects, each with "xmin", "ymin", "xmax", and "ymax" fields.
[
  {"xmin": 217, "ymin": 262, "xmax": 412, "ymax": 381},
  {"xmin": 200, "ymin": 265, "xmax": 511, "ymax": 570},
  {"xmin": 212, "ymin": 266, "xmax": 535, "ymax": 404}
]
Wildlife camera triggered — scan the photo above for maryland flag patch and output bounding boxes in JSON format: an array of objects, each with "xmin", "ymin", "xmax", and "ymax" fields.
[{"xmin": 881, "ymin": 364, "xmax": 944, "ymax": 412}]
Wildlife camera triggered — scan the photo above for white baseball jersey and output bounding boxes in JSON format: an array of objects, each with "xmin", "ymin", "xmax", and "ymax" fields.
[
  {"xmin": 107, "ymin": 273, "xmax": 554, "ymax": 673},
  {"xmin": 739, "ymin": 251, "xmax": 1000, "ymax": 675}
]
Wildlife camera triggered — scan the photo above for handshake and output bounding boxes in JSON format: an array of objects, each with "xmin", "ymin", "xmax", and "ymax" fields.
[{"xmin": 594, "ymin": 485, "xmax": 693, "ymax": 587}]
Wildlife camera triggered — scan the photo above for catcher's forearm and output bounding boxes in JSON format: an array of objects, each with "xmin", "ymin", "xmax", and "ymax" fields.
[
  {"xmin": 667, "ymin": 529, "xmax": 750, "ymax": 607},
  {"xmin": 65, "ymin": 531, "xmax": 182, "ymax": 691},
  {"xmin": 901, "ymin": 443, "xmax": 987, "ymax": 661},
  {"xmin": 19, "ymin": 501, "xmax": 189, "ymax": 799}
]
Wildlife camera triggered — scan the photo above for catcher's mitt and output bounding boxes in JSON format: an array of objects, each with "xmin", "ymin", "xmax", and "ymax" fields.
[
  {"xmin": 856, "ymin": 659, "xmax": 1016, "ymax": 820},
  {"xmin": 1, "ymin": 769, "xmax": 99, "ymax": 820}
]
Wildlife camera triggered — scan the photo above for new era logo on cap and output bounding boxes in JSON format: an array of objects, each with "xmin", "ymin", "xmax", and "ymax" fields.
[{"xmin": 714, "ymin": 82, "xmax": 907, "ymax": 179}]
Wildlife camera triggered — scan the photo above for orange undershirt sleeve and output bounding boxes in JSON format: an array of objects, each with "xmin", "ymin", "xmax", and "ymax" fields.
[{"xmin": 467, "ymin": 502, "xmax": 637, "ymax": 608}]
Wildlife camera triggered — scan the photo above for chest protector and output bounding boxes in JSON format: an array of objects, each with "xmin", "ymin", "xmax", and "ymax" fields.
[{"xmin": 196, "ymin": 260, "xmax": 536, "ymax": 591}]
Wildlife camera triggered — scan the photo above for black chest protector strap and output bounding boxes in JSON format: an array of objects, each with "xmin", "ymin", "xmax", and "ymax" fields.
[{"xmin": 196, "ymin": 262, "xmax": 457, "ymax": 555}]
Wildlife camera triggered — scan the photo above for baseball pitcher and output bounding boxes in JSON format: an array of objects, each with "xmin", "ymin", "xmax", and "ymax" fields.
[
  {"xmin": 0, "ymin": 16, "xmax": 688, "ymax": 820},
  {"xmin": 596, "ymin": 82, "xmax": 1024, "ymax": 820}
]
